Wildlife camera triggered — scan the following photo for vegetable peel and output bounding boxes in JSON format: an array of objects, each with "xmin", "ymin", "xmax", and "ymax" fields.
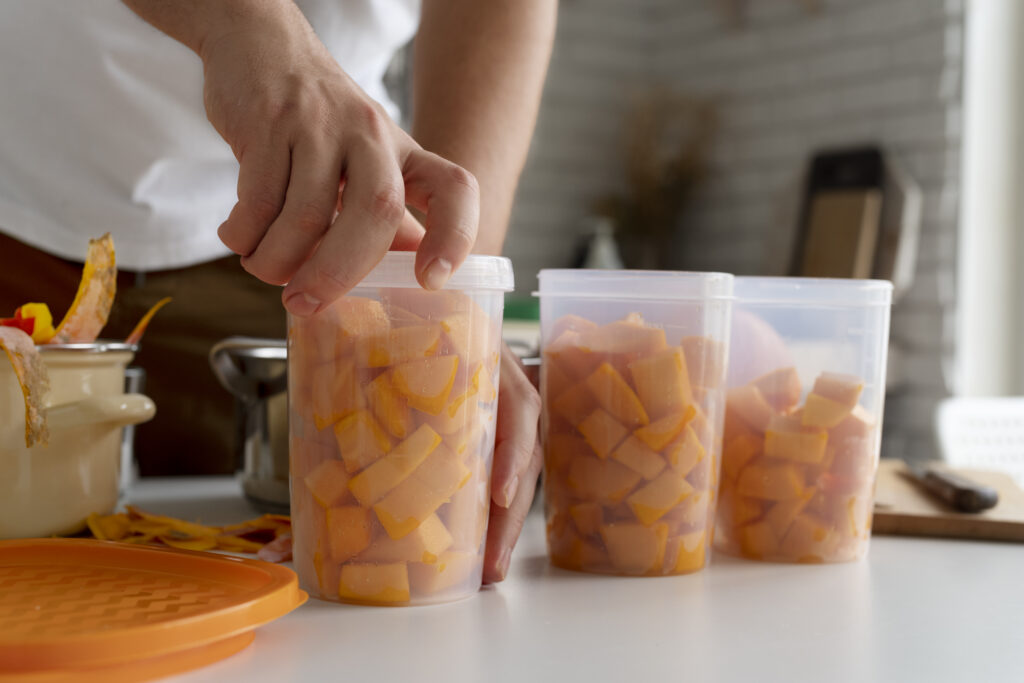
[
  {"xmin": 0, "ymin": 326, "xmax": 50, "ymax": 447},
  {"xmin": 52, "ymin": 233, "xmax": 117, "ymax": 344}
]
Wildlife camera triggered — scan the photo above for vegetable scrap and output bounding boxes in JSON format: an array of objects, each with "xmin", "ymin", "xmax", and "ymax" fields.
[{"xmin": 86, "ymin": 506, "xmax": 294, "ymax": 563}]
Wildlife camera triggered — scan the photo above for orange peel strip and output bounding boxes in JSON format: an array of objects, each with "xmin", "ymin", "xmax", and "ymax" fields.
[
  {"xmin": 0, "ymin": 326, "xmax": 50, "ymax": 447},
  {"xmin": 51, "ymin": 233, "xmax": 117, "ymax": 344},
  {"xmin": 125, "ymin": 296, "xmax": 172, "ymax": 346}
]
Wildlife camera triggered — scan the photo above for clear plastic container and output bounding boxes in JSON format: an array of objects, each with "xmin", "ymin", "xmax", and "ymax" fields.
[
  {"xmin": 715, "ymin": 277, "xmax": 893, "ymax": 563},
  {"xmin": 288, "ymin": 252, "xmax": 513, "ymax": 605},
  {"xmin": 537, "ymin": 270, "xmax": 733, "ymax": 576}
]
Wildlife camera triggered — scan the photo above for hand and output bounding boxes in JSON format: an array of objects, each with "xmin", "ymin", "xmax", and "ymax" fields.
[
  {"xmin": 482, "ymin": 344, "xmax": 543, "ymax": 584},
  {"xmin": 199, "ymin": 3, "xmax": 479, "ymax": 315}
]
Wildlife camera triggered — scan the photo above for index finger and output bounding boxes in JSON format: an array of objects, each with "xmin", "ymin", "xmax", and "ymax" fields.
[{"xmin": 402, "ymin": 149, "xmax": 480, "ymax": 291}]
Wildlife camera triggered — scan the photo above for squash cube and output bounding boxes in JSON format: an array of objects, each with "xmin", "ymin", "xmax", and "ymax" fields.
[
  {"xmin": 634, "ymin": 405, "xmax": 696, "ymax": 451},
  {"xmin": 764, "ymin": 427, "xmax": 828, "ymax": 464},
  {"xmin": 577, "ymin": 408, "xmax": 630, "ymax": 459},
  {"xmin": 751, "ymin": 366, "xmax": 802, "ymax": 412},
  {"xmin": 427, "ymin": 389, "xmax": 481, "ymax": 436},
  {"xmin": 311, "ymin": 359, "xmax": 366, "ymax": 430},
  {"xmin": 665, "ymin": 530, "xmax": 706, "ymax": 574},
  {"xmin": 543, "ymin": 358, "xmax": 574, "ymax": 403},
  {"xmin": 765, "ymin": 487, "xmax": 815, "ymax": 539},
  {"xmin": 726, "ymin": 385, "xmax": 774, "ymax": 432},
  {"xmin": 722, "ymin": 433, "xmax": 762, "ymax": 483},
  {"xmin": 391, "ymin": 354, "xmax": 459, "ymax": 416},
  {"xmin": 408, "ymin": 550, "xmax": 480, "ymax": 596},
  {"xmin": 628, "ymin": 348, "xmax": 694, "ymax": 420},
  {"xmin": 373, "ymin": 444, "xmax": 472, "ymax": 539},
  {"xmin": 552, "ymin": 383, "xmax": 598, "ymax": 427},
  {"xmin": 545, "ymin": 330, "xmax": 601, "ymax": 380},
  {"xmin": 365, "ymin": 372, "xmax": 412, "ymax": 439},
  {"xmin": 348, "ymin": 423, "xmax": 442, "ymax": 506},
  {"xmin": 333, "ymin": 410, "xmax": 392, "ymax": 474},
  {"xmin": 611, "ymin": 435, "xmax": 666, "ymax": 480},
  {"xmin": 811, "ymin": 371, "xmax": 864, "ymax": 408},
  {"xmin": 739, "ymin": 521, "xmax": 779, "ymax": 559},
  {"xmin": 338, "ymin": 562, "xmax": 410, "ymax": 604},
  {"xmin": 779, "ymin": 514, "xmax": 840, "ymax": 562},
  {"xmin": 441, "ymin": 460, "xmax": 488, "ymax": 551},
  {"xmin": 585, "ymin": 362, "xmax": 649, "ymax": 427},
  {"xmin": 549, "ymin": 313, "xmax": 598, "ymax": 341},
  {"xmin": 334, "ymin": 296, "xmax": 390, "ymax": 339},
  {"xmin": 584, "ymin": 319, "xmax": 668, "ymax": 355},
  {"xmin": 545, "ymin": 432, "xmax": 591, "ymax": 474},
  {"xmin": 801, "ymin": 393, "xmax": 854, "ymax": 429},
  {"xmin": 569, "ymin": 502, "xmax": 604, "ymax": 537},
  {"xmin": 440, "ymin": 310, "xmax": 492, "ymax": 366},
  {"xmin": 359, "ymin": 513, "xmax": 454, "ymax": 564},
  {"xmin": 355, "ymin": 324, "xmax": 442, "ymax": 368},
  {"xmin": 325, "ymin": 506, "xmax": 373, "ymax": 561},
  {"xmin": 737, "ymin": 462, "xmax": 805, "ymax": 501},
  {"xmin": 599, "ymin": 522, "xmax": 669, "ymax": 574},
  {"xmin": 567, "ymin": 456, "xmax": 642, "ymax": 503},
  {"xmin": 664, "ymin": 425, "xmax": 705, "ymax": 477},
  {"xmin": 304, "ymin": 459, "xmax": 352, "ymax": 508},
  {"xmin": 627, "ymin": 470, "xmax": 694, "ymax": 525}
]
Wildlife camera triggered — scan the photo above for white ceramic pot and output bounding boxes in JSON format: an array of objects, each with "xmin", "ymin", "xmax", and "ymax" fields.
[{"xmin": 0, "ymin": 342, "xmax": 155, "ymax": 539}]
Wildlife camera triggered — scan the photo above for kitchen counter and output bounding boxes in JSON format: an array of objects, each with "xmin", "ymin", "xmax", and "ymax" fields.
[{"xmin": 131, "ymin": 477, "xmax": 1024, "ymax": 683}]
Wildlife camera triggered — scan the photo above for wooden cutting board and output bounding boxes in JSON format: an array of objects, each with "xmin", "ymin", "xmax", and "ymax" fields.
[{"xmin": 872, "ymin": 459, "xmax": 1024, "ymax": 542}]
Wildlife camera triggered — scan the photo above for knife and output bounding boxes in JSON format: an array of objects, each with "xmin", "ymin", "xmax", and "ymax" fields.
[{"xmin": 902, "ymin": 462, "xmax": 1000, "ymax": 513}]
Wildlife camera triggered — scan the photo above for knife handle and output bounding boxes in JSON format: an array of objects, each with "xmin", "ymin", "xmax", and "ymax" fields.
[{"xmin": 922, "ymin": 469, "xmax": 999, "ymax": 513}]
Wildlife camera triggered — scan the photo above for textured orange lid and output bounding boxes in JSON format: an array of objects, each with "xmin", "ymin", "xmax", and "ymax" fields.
[{"xmin": 0, "ymin": 538, "xmax": 307, "ymax": 677}]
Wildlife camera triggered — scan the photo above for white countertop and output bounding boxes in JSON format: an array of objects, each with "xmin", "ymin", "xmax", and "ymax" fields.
[{"xmin": 130, "ymin": 477, "xmax": 1024, "ymax": 683}]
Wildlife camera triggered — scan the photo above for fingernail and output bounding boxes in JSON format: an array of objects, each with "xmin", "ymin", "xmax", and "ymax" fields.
[
  {"xmin": 497, "ymin": 475, "xmax": 519, "ymax": 508},
  {"xmin": 497, "ymin": 547, "xmax": 512, "ymax": 580},
  {"xmin": 423, "ymin": 258, "xmax": 452, "ymax": 290},
  {"xmin": 284, "ymin": 292, "xmax": 321, "ymax": 317}
]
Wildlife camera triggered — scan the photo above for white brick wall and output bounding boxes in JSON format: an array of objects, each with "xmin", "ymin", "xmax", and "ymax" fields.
[{"xmin": 506, "ymin": 0, "xmax": 962, "ymax": 459}]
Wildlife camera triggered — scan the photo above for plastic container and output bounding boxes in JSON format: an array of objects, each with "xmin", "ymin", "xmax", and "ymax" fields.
[
  {"xmin": 715, "ymin": 277, "xmax": 892, "ymax": 563},
  {"xmin": 537, "ymin": 270, "xmax": 733, "ymax": 576},
  {"xmin": 288, "ymin": 252, "xmax": 513, "ymax": 605}
]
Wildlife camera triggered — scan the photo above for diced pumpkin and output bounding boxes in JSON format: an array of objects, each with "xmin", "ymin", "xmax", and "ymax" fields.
[
  {"xmin": 441, "ymin": 458, "xmax": 488, "ymax": 551},
  {"xmin": 779, "ymin": 514, "xmax": 840, "ymax": 562},
  {"xmin": 355, "ymin": 324, "xmax": 442, "ymax": 368},
  {"xmin": 333, "ymin": 410, "xmax": 392, "ymax": 474},
  {"xmin": 545, "ymin": 432, "xmax": 591, "ymax": 474},
  {"xmin": 348, "ymin": 424, "xmax": 442, "ymax": 506},
  {"xmin": 445, "ymin": 421, "xmax": 485, "ymax": 459},
  {"xmin": 680, "ymin": 336, "xmax": 726, "ymax": 389},
  {"xmin": 599, "ymin": 522, "xmax": 669, "ymax": 574},
  {"xmin": 545, "ymin": 330, "xmax": 601, "ymax": 380},
  {"xmin": 662, "ymin": 490, "xmax": 709, "ymax": 533},
  {"xmin": 427, "ymin": 389, "xmax": 481, "ymax": 436},
  {"xmin": 567, "ymin": 456, "xmax": 642, "ymax": 503},
  {"xmin": 627, "ymin": 470, "xmax": 694, "ymax": 525},
  {"xmin": 739, "ymin": 521, "xmax": 779, "ymax": 559},
  {"xmin": 722, "ymin": 433, "xmax": 762, "ymax": 483},
  {"xmin": 802, "ymin": 393, "xmax": 854, "ymax": 429},
  {"xmin": 764, "ymin": 487, "xmax": 816, "ymax": 539},
  {"xmin": 611, "ymin": 435, "xmax": 667, "ymax": 480},
  {"xmin": 633, "ymin": 405, "xmax": 696, "ymax": 451},
  {"xmin": 577, "ymin": 408, "xmax": 630, "ymax": 459},
  {"xmin": 764, "ymin": 427, "xmax": 828, "ymax": 464},
  {"xmin": 751, "ymin": 367, "xmax": 802, "ymax": 412},
  {"xmin": 334, "ymin": 296, "xmax": 390, "ymax": 339},
  {"xmin": 569, "ymin": 502, "xmax": 604, "ymax": 537},
  {"xmin": 585, "ymin": 362, "xmax": 650, "ymax": 427},
  {"xmin": 338, "ymin": 562, "xmax": 410, "ymax": 604},
  {"xmin": 828, "ymin": 405, "xmax": 878, "ymax": 482},
  {"xmin": 543, "ymin": 357, "xmax": 574, "ymax": 404},
  {"xmin": 628, "ymin": 348, "xmax": 694, "ymax": 420},
  {"xmin": 408, "ymin": 551, "xmax": 480, "ymax": 596},
  {"xmin": 665, "ymin": 530, "xmax": 706, "ymax": 574},
  {"xmin": 311, "ymin": 359, "xmax": 366, "ymax": 430},
  {"xmin": 365, "ymin": 372, "xmax": 412, "ymax": 439},
  {"xmin": 391, "ymin": 354, "xmax": 459, "ymax": 416},
  {"xmin": 731, "ymin": 494, "xmax": 765, "ymax": 526},
  {"xmin": 440, "ymin": 311, "xmax": 492, "ymax": 366},
  {"xmin": 359, "ymin": 513, "xmax": 454, "ymax": 563},
  {"xmin": 373, "ymin": 444, "xmax": 471, "ymax": 539},
  {"xmin": 549, "ymin": 313, "xmax": 599, "ymax": 341},
  {"xmin": 584, "ymin": 319, "xmax": 667, "ymax": 356},
  {"xmin": 811, "ymin": 372, "xmax": 864, "ymax": 408},
  {"xmin": 737, "ymin": 462, "xmax": 805, "ymax": 501},
  {"xmin": 304, "ymin": 459, "xmax": 353, "ymax": 508},
  {"xmin": 686, "ymin": 454, "xmax": 714, "ymax": 491},
  {"xmin": 552, "ymin": 383, "xmax": 598, "ymax": 427},
  {"xmin": 325, "ymin": 506, "xmax": 373, "ymax": 561},
  {"xmin": 726, "ymin": 385, "xmax": 774, "ymax": 432},
  {"xmin": 664, "ymin": 425, "xmax": 705, "ymax": 477}
]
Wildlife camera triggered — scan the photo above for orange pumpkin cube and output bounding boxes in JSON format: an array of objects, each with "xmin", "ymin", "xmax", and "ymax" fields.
[
  {"xmin": 305, "ymin": 459, "xmax": 353, "ymax": 508},
  {"xmin": 355, "ymin": 324, "xmax": 442, "ymax": 368},
  {"xmin": 348, "ymin": 424, "xmax": 442, "ymax": 507},
  {"xmin": 427, "ymin": 389, "xmax": 481, "ymax": 436},
  {"xmin": 628, "ymin": 348, "xmax": 694, "ymax": 420},
  {"xmin": 764, "ymin": 487, "xmax": 816, "ymax": 539},
  {"xmin": 373, "ymin": 444, "xmax": 471, "ymax": 539},
  {"xmin": 665, "ymin": 530, "xmax": 706, "ymax": 573},
  {"xmin": 440, "ymin": 458, "xmax": 488, "ymax": 551},
  {"xmin": 764, "ymin": 427, "xmax": 828, "ymax": 464},
  {"xmin": 611, "ymin": 435, "xmax": 666, "ymax": 480},
  {"xmin": 545, "ymin": 432, "xmax": 591, "ymax": 474},
  {"xmin": 751, "ymin": 366, "xmax": 802, "ymax": 412},
  {"xmin": 627, "ymin": 470, "xmax": 694, "ymax": 525},
  {"xmin": 584, "ymin": 319, "xmax": 668, "ymax": 356},
  {"xmin": 567, "ymin": 456, "xmax": 642, "ymax": 503},
  {"xmin": 569, "ymin": 502, "xmax": 604, "ymax": 537},
  {"xmin": 365, "ymin": 372, "xmax": 412, "ymax": 439},
  {"xmin": 779, "ymin": 514, "xmax": 840, "ymax": 562},
  {"xmin": 801, "ymin": 392, "xmax": 854, "ymax": 429},
  {"xmin": 722, "ymin": 433, "xmax": 762, "ymax": 483},
  {"xmin": 440, "ymin": 311, "xmax": 492, "ymax": 366},
  {"xmin": 338, "ymin": 562, "xmax": 410, "ymax": 604},
  {"xmin": 739, "ymin": 521, "xmax": 779, "ymax": 559},
  {"xmin": 545, "ymin": 330, "xmax": 601, "ymax": 380},
  {"xmin": 325, "ymin": 506, "xmax": 373, "ymax": 561},
  {"xmin": 634, "ymin": 405, "xmax": 696, "ymax": 451},
  {"xmin": 737, "ymin": 462, "xmax": 805, "ymax": 501},
  {"xmin": 311, "ymin": 359, "xmax": 366, "ymax": 431},
  {"xmin": 543, "ymin": 359, "xmax": 574, "ymax": 404},
  {"xmin": 726, "ymin": 384, "xmax": 774, "ymax": 432},
  {"xmin": 333, "ymin": 410, "xmax": 392, "ymax": 474},
  {"xmin": 585, "ymin": 362, "xmax": 650, "ymax": 427},
  {"xmin": 599, "ymin": 522, "xmax": 669, "ymax": 574},
  {"xmin": 359, "ymin": 513, "xmax": 454, "ymax": 564},
  {"xmin": 391, "ymin": 354, "xmax": 459, "ymax": 416},
  {"xmin": 552, "ymin": 383, "xmax": 598, "ymax": 427},
  {"xmin": 811, "ymin": 371, "xmax": 864, "ymax": 408},
  {"xmin": 577, "ymin": 408, "xmax": 630, "ymax": 459},
  {"xmin": 664, "ymin": 425, "xmax": 705, "ymax": 477},
  {"xmin": 334, "ymin": 296, "xmax": 391, "ymax": 339}
]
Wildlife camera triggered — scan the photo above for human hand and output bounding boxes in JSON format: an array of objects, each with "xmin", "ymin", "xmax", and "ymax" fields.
[
  {"xmin": 199, "ymin": 3, "xmax": 479, "ymax": 315},
  {"xmin": 482, "ymin": 344, "xmax": 543, "ymax": 583}
]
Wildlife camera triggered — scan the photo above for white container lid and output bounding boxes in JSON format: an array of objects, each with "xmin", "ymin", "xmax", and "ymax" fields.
[
  {"xmin": 355, "ymin": 252, "xmax": 514, "ymax": 291},
  {"xmin": 536, "ymin": 269, "xmax": 733, "ymax": 302},
  {"xmin": 735, "ymin": 276, "xmax": 893, "ymax": 307}
]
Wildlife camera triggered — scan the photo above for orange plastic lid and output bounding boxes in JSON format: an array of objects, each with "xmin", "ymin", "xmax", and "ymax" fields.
[{"xmin": 0, "ymin": 538, "xmax": 307, "ymax": 680}]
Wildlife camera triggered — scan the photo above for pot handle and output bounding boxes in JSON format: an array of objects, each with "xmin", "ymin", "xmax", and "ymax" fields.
[{"xmin": 46, "ymin": 394, "xmax": 156, "ymax": 432}]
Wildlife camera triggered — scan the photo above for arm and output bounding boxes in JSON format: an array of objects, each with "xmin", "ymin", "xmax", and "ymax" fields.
[
  {"xmin": 412, "ymin": 0, "xmax": 557, "ymax": 255},
  {"xmin": 122, "ymin": 0, "xmax": 480, "ymax": 312}
]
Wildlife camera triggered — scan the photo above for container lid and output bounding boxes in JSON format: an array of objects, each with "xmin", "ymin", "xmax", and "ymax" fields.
[
  {"xmin": 357, "ymin": 252, "xmax": 514, "ymax": 291},
  {"xmin": 734, "ymin": 276, "xmax": 893, "ymax": 307},
  {"xmin": 536, "ymin": 269, "xmax": 733, "ymax": 302},
  {"xmin": 0, "ymin": 538, "xmax": 307, "ymax": 677}
]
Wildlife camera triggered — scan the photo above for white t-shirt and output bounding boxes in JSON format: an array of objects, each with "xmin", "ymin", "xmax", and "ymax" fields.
[{"xmin": 0, "ymin": 0, "xmax": 419, "ymax": 270}]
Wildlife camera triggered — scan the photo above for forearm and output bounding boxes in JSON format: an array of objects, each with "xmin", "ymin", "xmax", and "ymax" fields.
[{"xmin": 412, "ymin": 0, "xmax": 556, "ymax": 255}]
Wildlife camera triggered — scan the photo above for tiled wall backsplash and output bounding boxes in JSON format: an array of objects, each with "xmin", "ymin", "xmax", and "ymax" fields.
[{"xmin": 506, "ymin": 0, "xmax": 962, "ymax": 459}]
